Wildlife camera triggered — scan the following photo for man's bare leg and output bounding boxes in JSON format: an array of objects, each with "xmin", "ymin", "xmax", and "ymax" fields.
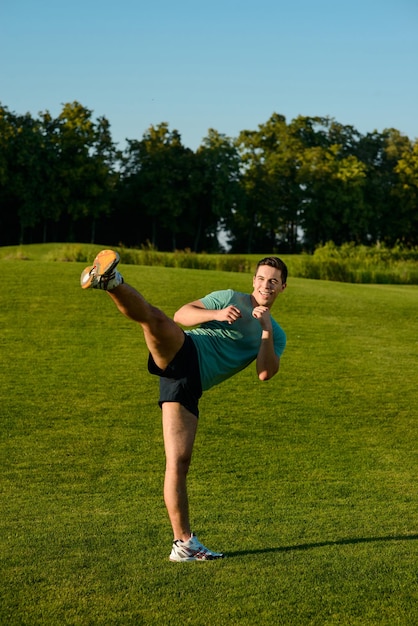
[
  {"xmin": 162, "ymin": 402, "xmax": 197, "ymax": 541},
  {"xmin": 107, "ymin": 283, "xmax": 185, "ymax": 371}
]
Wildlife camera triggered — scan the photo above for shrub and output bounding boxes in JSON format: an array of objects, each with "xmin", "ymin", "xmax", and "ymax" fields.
[{"xmin": 297, "ymin": 242, "xmax": 418, "ymax": 284}]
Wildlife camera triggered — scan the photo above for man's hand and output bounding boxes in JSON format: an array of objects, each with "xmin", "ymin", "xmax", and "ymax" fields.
[
  {"xmin": 218, "ymin": 305, "xmax": 242, "ymax": 325},
  {"xmin": 252, "ymin": 306, "xmax": 272, "ymax": 330}
]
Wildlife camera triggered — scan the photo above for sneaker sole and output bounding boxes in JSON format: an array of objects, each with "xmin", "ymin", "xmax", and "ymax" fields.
[
  {"xmin": 81, "ymin": 250, "xmax": 120, "ymax": 289},
  {"xmin": 169, "ymin": 553, "xmax": 224, "ymax": 562}
]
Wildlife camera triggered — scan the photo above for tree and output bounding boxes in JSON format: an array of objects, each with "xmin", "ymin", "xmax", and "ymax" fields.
[
  {"xmin": 54, "ymin": 102, "xmax": 118, "ymax": 242},
  {"xmin": 0, "ymin": 102, "xmax": 118, "ymax": 245},
  {"xmin": 190, "ymin": 129, "xmax": 242, "ymax": 252},
  {"xmin": 233, "ymin": 114, "xmax": 304, "ymax": 253},
  {"xmin": 0, "ymin": 106, "xmax": 46, "ymax": 243},
  {"xmin": 393, "ymin": 138, "xmax": 418, "ymax": 244},
  {"xmin": 298, "ymin": 144, "xmax": 367, "ymax": 247},
  {"xmin": 0, "ymin": 105, "xmax": 20, "ymax": 244},
  {"xmin": 120, "ymin": 123, "xmax": 193, "ymax": 249}
]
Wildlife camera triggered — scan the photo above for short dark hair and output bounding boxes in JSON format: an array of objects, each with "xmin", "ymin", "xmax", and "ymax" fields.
[{"xmin": 255, "ymin": 257, "xmax": 288, "ymax": 283}]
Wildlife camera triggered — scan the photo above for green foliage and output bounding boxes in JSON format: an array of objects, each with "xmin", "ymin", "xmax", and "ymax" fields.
[
  {"xmin": 1, "ymin": 260, "xmax": 417, "ymax": 624},
  {"xmin": 297, "ymin": 241, "xmax": 418, "ymax": 284},
  {"xmin": 121, "ymin": 124, "xmax": 194, "ymax": 249},
  {"xmin": 2, "ymin": 104, "xmax": 418, "ymax": 252},
  {"xmin": 0, "ymin": 102, "xmax": 118, "ymax": 246}
]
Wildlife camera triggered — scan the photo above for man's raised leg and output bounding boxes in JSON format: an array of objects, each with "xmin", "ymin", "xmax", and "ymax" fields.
[
  {"xmin": 107, "ymin": 283, "xmax": 184, "ymax": 371},
  {"xmin": 80, "ymin": 249, "xmax": 184, "ymax": 370}
]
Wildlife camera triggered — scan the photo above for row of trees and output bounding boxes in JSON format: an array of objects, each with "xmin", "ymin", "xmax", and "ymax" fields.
[{"xmin": 1, "ymin": 102, "xmax": 417, "ymax": 252}]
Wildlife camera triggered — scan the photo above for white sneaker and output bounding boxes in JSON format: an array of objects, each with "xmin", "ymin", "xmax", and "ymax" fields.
[
  {"xmin": 169, "ymin": 533, "xmax": 224, "ymax": 562},
  {"xmin": 80, "ymin": 249, "xmax": 123, "ymax": 290}
]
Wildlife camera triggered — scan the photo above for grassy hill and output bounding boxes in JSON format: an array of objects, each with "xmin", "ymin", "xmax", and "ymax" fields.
[{"xmin": 1, "ymin": 252, "xmax": 417, "ymax": 624}]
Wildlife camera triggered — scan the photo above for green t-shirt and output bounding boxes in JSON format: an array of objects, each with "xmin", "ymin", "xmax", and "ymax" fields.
[{"xmin": 187, "ymin": 289, "xmax": 286, "ymax": 391}]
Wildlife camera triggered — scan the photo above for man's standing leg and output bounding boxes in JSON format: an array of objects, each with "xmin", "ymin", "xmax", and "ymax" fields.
[
  {"xmin": 163, "ymin": 401, "xmax": 224, "ymax": 562},
  {"xmin": 162, "ymin": 402, "xmax": 197, "ymax": 541}
]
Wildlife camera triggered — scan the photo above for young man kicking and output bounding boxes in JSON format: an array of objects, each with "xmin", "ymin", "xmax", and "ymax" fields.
[{"xmin": 80, "ymin": 250, "xmax": 287, "ymax": 561}]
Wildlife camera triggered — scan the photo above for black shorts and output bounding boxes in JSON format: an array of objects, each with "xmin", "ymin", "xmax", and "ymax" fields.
[{"xmin": 147, "ymin": 334, "xmax": 203, "ymax": 418}]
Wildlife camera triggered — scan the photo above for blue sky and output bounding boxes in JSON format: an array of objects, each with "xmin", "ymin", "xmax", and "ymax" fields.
[{"xmin": 1, "ymin": 0, "xmax": 417, "ymax": 150}]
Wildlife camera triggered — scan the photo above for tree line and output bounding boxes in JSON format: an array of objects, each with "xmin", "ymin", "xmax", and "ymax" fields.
[{"xmin": 1, "ymin": 101, "xmax": 417, "ymax": 252}]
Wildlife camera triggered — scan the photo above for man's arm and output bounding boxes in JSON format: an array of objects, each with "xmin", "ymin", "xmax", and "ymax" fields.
[
  {"xmin": 256, "ymin": 329, "xmax": 280, "ymax": 380},
  {"xmin": 174, "ymin": 300, "xmax": 242, "ymax": 327},
  {"xmin": 252, "ymin": 306, "xmax": 280, "ymax": 381}
]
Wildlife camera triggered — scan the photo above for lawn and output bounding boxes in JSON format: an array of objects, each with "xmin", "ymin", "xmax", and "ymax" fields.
[{"xmin": 1, "ymin": 257, "xmax": 417, "ymax": 625}]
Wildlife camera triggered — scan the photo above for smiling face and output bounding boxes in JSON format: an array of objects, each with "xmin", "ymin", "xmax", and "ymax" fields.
[{"xmin": 252, "ymin": 264, "xmax": 286, "ymax": 308}]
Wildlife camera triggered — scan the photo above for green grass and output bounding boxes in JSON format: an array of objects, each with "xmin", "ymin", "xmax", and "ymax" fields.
[{"xmin": 1, "ymin": 255, "xmax": 417, "ymax": 625}]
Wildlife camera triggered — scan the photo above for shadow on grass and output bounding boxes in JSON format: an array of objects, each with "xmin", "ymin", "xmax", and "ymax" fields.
[{"xmin": 227, "ymin": 534, "xmax": 418, "ymax": 558}]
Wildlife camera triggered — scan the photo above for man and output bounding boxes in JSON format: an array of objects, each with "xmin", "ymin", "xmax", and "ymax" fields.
[{"xmin": 80, "ymin": 250, "xmax": 287, "ymax": 561}]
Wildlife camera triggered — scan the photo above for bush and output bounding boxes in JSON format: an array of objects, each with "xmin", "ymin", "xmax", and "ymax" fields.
[{"xmin": 297, "ymin": 242, "xmax": 418, "ymax": 284}]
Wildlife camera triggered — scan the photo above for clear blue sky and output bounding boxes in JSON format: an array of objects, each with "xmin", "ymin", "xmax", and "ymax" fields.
[{"xmin": 1, "ymin": 0, "xmax": 417, "ymax": 150}]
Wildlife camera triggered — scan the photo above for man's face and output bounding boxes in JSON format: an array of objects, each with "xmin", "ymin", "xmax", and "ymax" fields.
[{"xmin": 252, "ymin": 265, "xmax": 286, "ymax": 307}]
